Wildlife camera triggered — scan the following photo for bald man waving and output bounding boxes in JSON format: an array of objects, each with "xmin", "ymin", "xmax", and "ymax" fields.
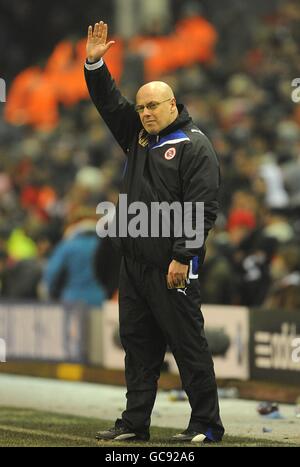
[{"xmin": 85, "ymin": 21, "xmax": 224, "ymax": 444}]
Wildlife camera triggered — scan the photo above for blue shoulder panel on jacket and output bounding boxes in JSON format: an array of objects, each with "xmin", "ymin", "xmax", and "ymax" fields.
[{"xmin": 151, "ymin": 129, "xmax": 190, "ymax": 149}]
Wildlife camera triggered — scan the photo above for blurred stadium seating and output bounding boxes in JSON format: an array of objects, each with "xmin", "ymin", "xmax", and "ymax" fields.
[{"xmin": 0, "ymin": 0, "xmax": 300, "ymax": 312}]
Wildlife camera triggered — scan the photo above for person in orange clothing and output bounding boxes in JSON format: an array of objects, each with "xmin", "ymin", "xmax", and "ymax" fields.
[
  {"xmin": 5, "ymin": 14, "xmax": 216, "ymax": 129},
  {"xmin": 129, "ymin": 15, "xmax": 217, "ymax": 81},
  {"xmin": 6, "ymin": 37, "xmax": 124, "ymax": 130},
  {"xmin": 5, "ymin": 67, "xmax": 59, "ymax": 130},
  {"xmin": 45, "ymin": 39, "xmax": 90, "ymax": 107},
  {"xmin": 175, "ymin": 16, "xmax": 217, "ymax": 64}
]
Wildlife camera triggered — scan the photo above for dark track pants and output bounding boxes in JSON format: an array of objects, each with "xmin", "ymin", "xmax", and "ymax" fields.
[{"xmin": 118, "ymin": 256, "xmax": 224, "ymax": 441}]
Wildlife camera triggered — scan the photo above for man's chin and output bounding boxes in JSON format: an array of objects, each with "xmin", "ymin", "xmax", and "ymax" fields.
[{"xmin": 144, "ymin": 125, "xmax": 158, "ymax": 135}]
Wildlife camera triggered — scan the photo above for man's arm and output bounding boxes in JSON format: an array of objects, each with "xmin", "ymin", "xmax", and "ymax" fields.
[
  {"xmin": 172, "ymin": 136, "xmax": 220, "ymax": 265},
  {"xmin": 167, "ymin": 136, "xmax": 220, "ymax": 289},
  {"xmin": 84, "ymin": 22, "xmax": 140, "ymax": 153}
]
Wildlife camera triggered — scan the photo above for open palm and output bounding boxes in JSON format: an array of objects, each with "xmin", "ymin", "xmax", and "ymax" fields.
[{"xmin": 86, "ymin": 22, "xmax": 115, "ymax": 62}]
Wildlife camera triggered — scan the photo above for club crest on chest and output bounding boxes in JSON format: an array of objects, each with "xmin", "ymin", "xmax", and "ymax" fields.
[{"xmin": 164, "ymin": 147, "xmax": 176, "ymax": 160}]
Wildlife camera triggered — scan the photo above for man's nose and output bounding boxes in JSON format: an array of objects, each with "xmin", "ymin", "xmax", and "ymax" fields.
[{"xmin": 142, "ymin": 107, "xmax": 152, "ymax": 116}]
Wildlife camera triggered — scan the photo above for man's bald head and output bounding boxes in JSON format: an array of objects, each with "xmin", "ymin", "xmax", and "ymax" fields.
[
  {"xmin": 135, "ymin": 81, "xmax": 178, "ymax": 135},
  {"xmin": 136, "ymin": 81, "xmax": 175, "ymax": 101}
]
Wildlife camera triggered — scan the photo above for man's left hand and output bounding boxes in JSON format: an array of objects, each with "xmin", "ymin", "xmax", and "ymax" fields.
[{"xmin": 167, "ymin": 260, "xmax": 189, "ymax": 289}]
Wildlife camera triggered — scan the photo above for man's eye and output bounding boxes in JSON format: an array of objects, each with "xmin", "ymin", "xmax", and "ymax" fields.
[{"xmin": 148, "ymin": 103, "xmax": 157, "ymax": 110}]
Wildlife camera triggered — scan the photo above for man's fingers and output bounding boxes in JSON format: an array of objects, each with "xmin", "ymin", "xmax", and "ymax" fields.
[
  {"xmin": 98, "ymin": 21, "xmax": 104, "ymax": 38},
  {"xmin": 172, "ymin": 273, "xmax": 186, "ymax": 288},
  {"xmin": 105, "ymin": 41, "xmax": 115, "ymax": 52},
  {"xmin": 91, "ymin": 22, "xmax": 110, "ymax": 44},
  {"xmin": 167, "ymin": 272, "xmax": 176, "ymax": 289},
  {"xmin": 101, "ymin": 23, "xmax": 108, "ymax": 43},
  {"xmin": 89, "ymin": 21, "xmax": 111, "ymax": 45},
  {"xmin": 167, "ymin": 260, "xmax": 189, "ymax": 289},
  {"xmin": 94, "ymin": 22, "xmax": 102, "ymax": 38},
  {"xmin": 167, "ymin": 273, "xmax": 180, "ymax": 289}
]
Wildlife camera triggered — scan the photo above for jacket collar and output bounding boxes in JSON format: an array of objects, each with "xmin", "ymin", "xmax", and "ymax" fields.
[{"xmin": 158, "ymin": 104, "xmax": 192, "ymax": 137}]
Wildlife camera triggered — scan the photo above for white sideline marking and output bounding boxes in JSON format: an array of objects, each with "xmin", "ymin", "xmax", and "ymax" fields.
[{"xmin": 0, "ymin": 424, "xmax": 92, "ymax": 443}]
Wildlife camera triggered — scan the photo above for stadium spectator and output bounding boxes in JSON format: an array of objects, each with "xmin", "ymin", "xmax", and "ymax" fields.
[
  {"xmin": 200, "ymin": 234, "xmax": 238, "ymax": 304},
  {"xmin": 264, "ymin": 243, "xmax": 300, "ymax": 311},
  {"xmin": 0, "ymin": 228, "xmax": 54, "ymax": 300},
  {"xmin": 44, "ymin": 206, "xmax": 106, "ymax": 306}
]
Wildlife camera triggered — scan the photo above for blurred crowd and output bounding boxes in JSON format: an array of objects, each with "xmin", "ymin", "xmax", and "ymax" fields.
[{"xmin": 0, "ymin": 0, "xmax": 300, "ymax": 311}]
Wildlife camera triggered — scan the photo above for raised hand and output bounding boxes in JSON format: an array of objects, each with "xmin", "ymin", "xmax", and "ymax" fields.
[{"xmin": 86, "ymin": 21, "xmax": 115, "ymax": 62}]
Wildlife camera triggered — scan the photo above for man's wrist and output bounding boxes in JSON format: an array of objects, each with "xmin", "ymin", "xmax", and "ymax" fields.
[
  {"xmin": 172, "ymin": 255, "xmax": 191, "ymax": 266},
  {"xmin": 85, "ymin": 57, "xmax": 104, "ymax": 70},
  {"xmin": 87, "ymin": 57, "xmax": 101, "ymax": 64}
]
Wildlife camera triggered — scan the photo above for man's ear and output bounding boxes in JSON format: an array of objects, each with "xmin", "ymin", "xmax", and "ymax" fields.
[{"xmin": 171, "ymin": 97, "xmax": 177, "ymax": 112}]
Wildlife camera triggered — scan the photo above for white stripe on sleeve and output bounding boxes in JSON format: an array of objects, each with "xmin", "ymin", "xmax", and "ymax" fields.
[{"xmin": 85, "ymin": 58, "xmax": 104, "ymax": 71}]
